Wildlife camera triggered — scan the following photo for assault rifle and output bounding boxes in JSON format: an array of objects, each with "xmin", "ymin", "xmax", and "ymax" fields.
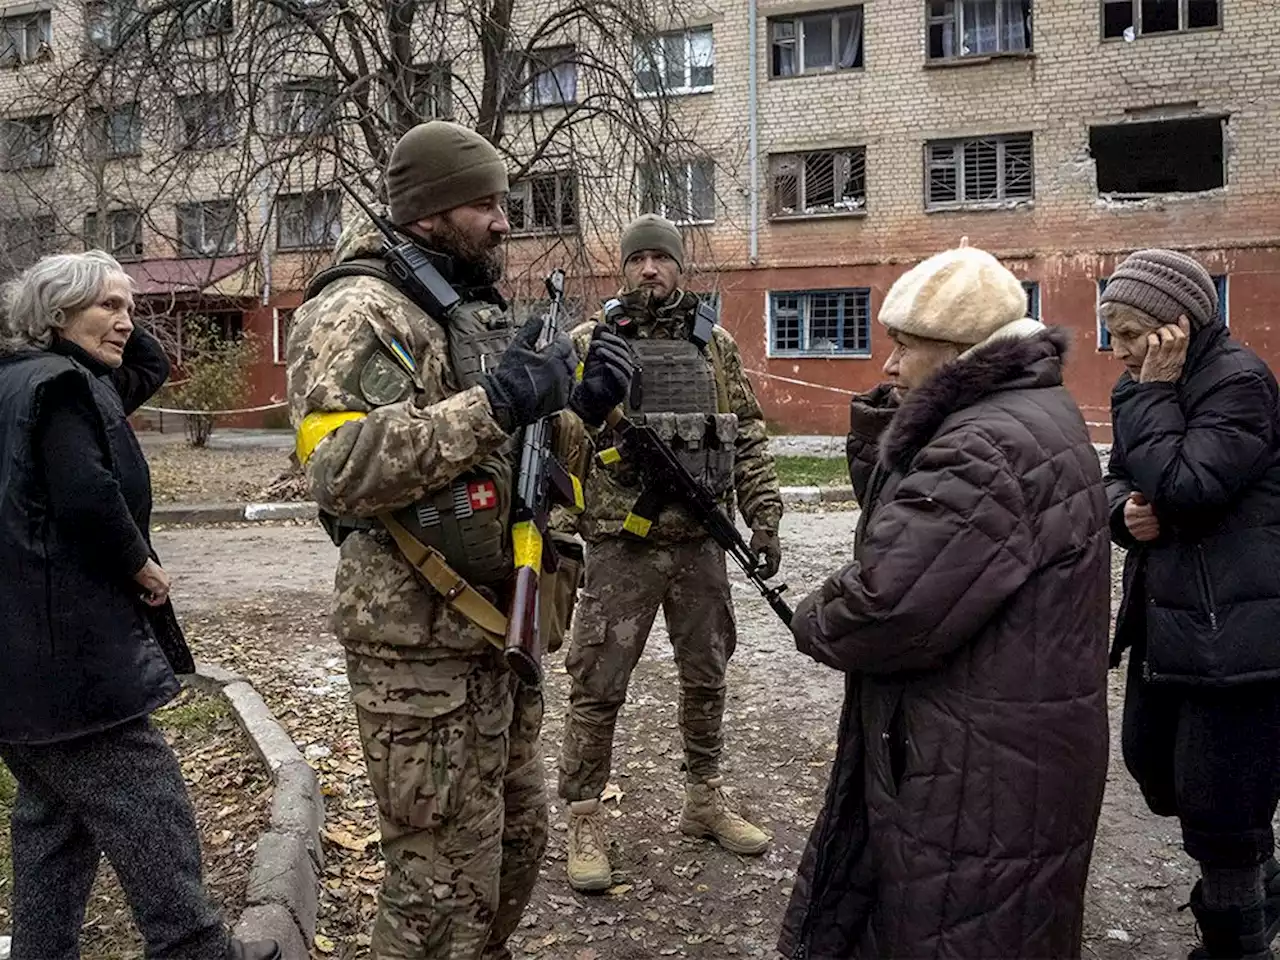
[
  {"xmin": 505, "ymin": 269, "xmax": 584, "ymax": 685},
  {"xmin": 597, "ymin": 299, "xmax": 792, "ymax": 627}
]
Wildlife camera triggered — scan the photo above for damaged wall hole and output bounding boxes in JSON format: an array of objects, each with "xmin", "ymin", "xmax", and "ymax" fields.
[{"xmin": 1089, "ymin": 115, "xmax": 1226, "ymax": 198}]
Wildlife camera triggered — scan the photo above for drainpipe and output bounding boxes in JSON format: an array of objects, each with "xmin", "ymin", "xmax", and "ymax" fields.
[{"xmin": 747, "ymin": 0, "xmax": 759, "ymax": 265}]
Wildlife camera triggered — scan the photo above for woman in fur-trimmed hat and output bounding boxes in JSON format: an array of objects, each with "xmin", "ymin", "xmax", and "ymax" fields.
[
  {"xmin": 778, "ymin": 244, "xmax": 1111, "ymax": 960},
  {"xmin": 1103, "ymin": 249, "xmax": 1280, "ymax": 960}
]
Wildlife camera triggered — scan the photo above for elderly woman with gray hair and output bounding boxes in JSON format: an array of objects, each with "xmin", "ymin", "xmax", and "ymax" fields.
[
  {"xmin": 1103, "ymin": 249, "xmax": 1280, "ymax": 960},
  {"xmin": 0, "ymin": 252, "xmax": 278, "ymax": 960}
]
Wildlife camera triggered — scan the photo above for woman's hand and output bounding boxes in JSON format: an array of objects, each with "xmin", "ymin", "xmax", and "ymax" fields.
[
  {"xmin": 1139, "ymin": 316, "xmax": 1191, "ymax": 384},
  {"xmin": 1123, "ymin": 492, "xmax": 1161, "ymax": 542},
  {"xmin": 133, "ymin": 558, "xmax": 171, "ymax": 607}
]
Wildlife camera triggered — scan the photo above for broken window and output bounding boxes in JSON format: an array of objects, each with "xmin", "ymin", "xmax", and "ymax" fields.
[
  {"xmin": 770, "ymin": 7, "xmax": 863, "ymax": 77},
  {"xmin": 1090, "ymin": 116, "xmax": 1224, "ymax": 197},
  {"xmin": 1102, "ymin": 0, "xmax": 1219, "ymax": 39},
  {"xmin": 84, "ymin": 209, "xmax": 143, "ymax": 260},
  {"xmin": 508, "ymin": 173, "xmax": 578, "ymax": 235},
  {"xmin": 638, "ymin": 158, "xmax": 715, "ymax": 223},
  {"xmin": 928, "ymin": 0, "xmax": 1031, "ymax": 59},
  {"xmin": 769, "ymin": 148, "xmax": 866, "ymax": 217},
  {"xmin": 770, "ymin": 289, "xmax": 871, "ymax": 356},
  {"xmin": 926, "ymin": 133, "xmax": 1033, "ymax": 208}
]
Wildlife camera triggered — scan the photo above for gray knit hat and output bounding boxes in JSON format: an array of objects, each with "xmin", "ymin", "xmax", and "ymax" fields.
[
  {"xmin": 385, "ymin": 121, "xmax": 509, "ymax": 225},
  {"xmin": 620, "ymin": 214, "xmax": 685, "ymax": 271},
  {"xmin": 1099, "ymin": 249, "xmax": 1219, "ymax": 329}
]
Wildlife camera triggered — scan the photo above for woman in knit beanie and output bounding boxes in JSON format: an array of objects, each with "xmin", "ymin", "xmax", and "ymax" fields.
[
  {"xmin": 780, "ymin": 244, "xmax": 1110, "ymax": 960},
  {"xmin": 1103, "ymin": 249, "xmax": 1280, "ymax": 960}
]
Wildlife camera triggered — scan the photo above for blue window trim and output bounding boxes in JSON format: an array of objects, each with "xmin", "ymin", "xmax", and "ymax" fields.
[
  {"xmin": 1098, "ymin": 274, "xmax": 1228, "ymax": 351},
  {"xmin": 768, "ymin": 287, "xmax": 872, "ymax": 358},
  {"xmin": 1022, "ymin": 280, "xmax": 1040, "ymax": 320}
]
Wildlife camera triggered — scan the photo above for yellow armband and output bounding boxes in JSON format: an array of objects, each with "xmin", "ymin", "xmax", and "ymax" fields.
[{"xmin": 296, "ymin": 411, "xmax": 367, "ymax": 465}]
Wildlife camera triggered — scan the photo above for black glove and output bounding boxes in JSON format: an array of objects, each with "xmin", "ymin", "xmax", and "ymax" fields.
[
  {"xmin": 569, "ymin": 327, "xmax": 635, "ymax": 427},
  {"xmin": 750, "ymin": 528, "xmax": 782, "ymax": 580},
  {"xmin": 481, "ymin": 316, "xmax": 577, "ymax": 433}
]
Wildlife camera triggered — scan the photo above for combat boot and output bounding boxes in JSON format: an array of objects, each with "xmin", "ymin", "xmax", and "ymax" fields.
[
  {"xmin": 227, "ymin": 939, "xmax": 281, "ymax": 960},
  {"xmin": 1188, "ymin": 881, "xmax": 1274, "ymax": 959},
  {"xmin": 566, "ymin": 798, "xmax": 613, "ymax": 893},
  {"xmin": 680, "ymin": 776, "xmax": 769, "ymax": 855}
]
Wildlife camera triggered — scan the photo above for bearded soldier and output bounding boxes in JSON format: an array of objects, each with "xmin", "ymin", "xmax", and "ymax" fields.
[
  {"xmin": 557, "ymin": 214, "xmax": 784, "ymax": 892},
  {"xmin": 286, "ymin": 120, "xmax": 628, "ymax": 958}
]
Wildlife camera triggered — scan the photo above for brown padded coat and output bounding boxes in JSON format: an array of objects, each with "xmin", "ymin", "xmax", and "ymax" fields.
[{"xmin": 777, "ymin": 330, "xmax": 1111, "ymax": 960}]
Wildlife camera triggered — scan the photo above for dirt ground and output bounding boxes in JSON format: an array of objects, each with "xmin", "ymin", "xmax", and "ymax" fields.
[
  {"xmin": 139, "ymin": 433, "xmax": 293, "ymax": 504},
  {"xmin": 0, "ymin": 687, "xmax": 270, "ymax": 959},
  {"xmin": 151, "ymin": 511, "xmax": 1214, "ymax": 960}
]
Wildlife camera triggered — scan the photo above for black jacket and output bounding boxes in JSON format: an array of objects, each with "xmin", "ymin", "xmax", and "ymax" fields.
[
  {"xmin": 0, "ymin": 331, "xmax": 190, "ymax": 744},
  {"xmin": 1107, "ymin": 321, "xmax": 1280, "ymax": 684}
]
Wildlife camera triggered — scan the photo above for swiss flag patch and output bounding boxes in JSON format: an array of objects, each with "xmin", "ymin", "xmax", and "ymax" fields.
[{"xmin": 468, "ymin": 480, "xmax": 498, "ymax": 511}]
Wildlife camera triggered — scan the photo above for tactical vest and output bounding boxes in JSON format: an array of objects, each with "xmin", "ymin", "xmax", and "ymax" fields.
[
  {"xmin": 621, "ymin": 327, "xmax": 737, "ymax": 498},
  {"xmin": 306, "ymin": 257, "xmax": 517, "ymax": 584}
]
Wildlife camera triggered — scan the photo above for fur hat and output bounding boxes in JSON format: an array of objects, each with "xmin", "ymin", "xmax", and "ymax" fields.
[
  {"xmin": 385, "ymin": 121, "xmax": 509, "ymax": 225},
  {"xmin": 1098, "ymin": 249, "xmax": 1219, "ymax": 329},
  {"xmin": 879, "ymin": 244, "xmax": 1042, "ymax": 350},
  {"xmin": 620, "ymin": 214, "xmax": 685, "ymax": 271}
]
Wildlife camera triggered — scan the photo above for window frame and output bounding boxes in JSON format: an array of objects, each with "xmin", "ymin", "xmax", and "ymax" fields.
[
  {"xmin": 507, "ymin": 172, "xmax": 579, "ymax": 237},
  {"xmin": 176, "ymin": 199, "xmax": 237, "ymax": 258},
  {"xmin": 769, "ymin": 5, "xmax": 865, "ymax": 79},
  {"xmin": 175, "ymin": 89, "xmax": 236, "ymax": 150},
  {"xmin": 84, "ymin": 208, "xmax": 143, "ymax": 261},
  {"xmin": 1101, "ymin": 0, "xmax": 1221, "ymax": 39},
  {"xmin": 1089, "ymin": 116, "xmax": 1226, "ymax": 200},
  {"xmin": 275, "ymin": 78, "xmax": 337, "ymax": 136},
  {"xmin": 272, "ymin": 307, "xmax": 295, "ymax": 365},
  {"xmin": 637, "ymin": 157, "xmax": 716, "ymax": 225},
  {"xmin": 925, "ymin": 132, "xmax": 1034, "ymax": 210},
  {"xmin": 85, "ymin": 0, "xmax": 139, "ymax": 54},
  {"xmin": 927, "ymin": 0, "xmax": 1033, "ymax": 61},
  {"xmin": 0, "ymin": 214, "xmax": 57, "ymax": 272},
  {"xmin": 275, "ymin": 190, "xmax": 342, "ymax": 251},
  {"xmin": 409, "ymin": 61, "xmax": 453, "ymax": 121},
  {"xmin": 1, "ymin": 115, "xmax": 56, "ymax": 171},
  {"xmin": 509, "ymin": 45, "xmax": 578, "ymax": 111},
  {"xmin": 181, "ymin": 0, "xmax": 233, "ymax": 38},
  {"xmin": 89, "ymin": 102, "xmax": 141, "ymax": 159},
  {"xmin": 1022, "ymin": 280, "xmax": 1040, "ymax": 319},
  {"xmin": 768, "ymin": 146, "xmax": 867, "ymax": 219},
  {"xmin": 768, "ymin": 288, "xmax": 873, "ymax": 358},
  {"xmin": 0, "ymin": 10, "xmax": 51, "ymax": 66},
  {"xmin": 634, "ymin": 25, "xmax": 715, "ymax": 96}
]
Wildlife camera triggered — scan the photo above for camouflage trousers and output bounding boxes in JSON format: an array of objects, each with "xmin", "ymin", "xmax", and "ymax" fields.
[
  {"xmin": 558, "ymin": 536, "xmax": 737, "ymax": 801},
  {"xmin": 347, "ymin": 649, "xmax": 548, "ymax": 960}
]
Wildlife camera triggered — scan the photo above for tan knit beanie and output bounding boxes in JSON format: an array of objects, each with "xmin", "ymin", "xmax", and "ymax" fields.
[
  {"xmin": 1098, "ymin": 249, "xmax": 1219, "ymax": 329},
  {"xmin": 880, "ymin": 245, "xmax": 1041, "ymax": 349},
  {"xmin": 620, "ymin": 214, "xmax": 685, "ymax": 270},
  {"xmin": 385, "ymin": 121, "xmax": 509, "ymax": 225}
]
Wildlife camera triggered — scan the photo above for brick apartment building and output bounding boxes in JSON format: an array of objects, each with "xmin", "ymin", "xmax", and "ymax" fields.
[{"xmin": 0, "ymin": 0, "xmax": 1275, "ymax": 439}]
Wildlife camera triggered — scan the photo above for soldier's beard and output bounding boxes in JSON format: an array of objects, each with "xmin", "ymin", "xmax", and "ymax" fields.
[{"xmin": 431, "ymin": 217, "xmax": 504, "ymax": 287}]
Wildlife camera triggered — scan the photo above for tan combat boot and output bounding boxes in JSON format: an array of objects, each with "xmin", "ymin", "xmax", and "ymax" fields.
[
  {"xmin": 566, "ymin": 798, "xmax": 613, "ymax": 892},
  {"xmin": 680, "ymin": 776, "xmax": 770, "ymax": 855}
]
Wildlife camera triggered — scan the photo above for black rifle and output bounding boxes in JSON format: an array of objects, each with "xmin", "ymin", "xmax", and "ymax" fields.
[{"xmin": 505, "ymin": 269, "xmax": 582, "ymax": 686}]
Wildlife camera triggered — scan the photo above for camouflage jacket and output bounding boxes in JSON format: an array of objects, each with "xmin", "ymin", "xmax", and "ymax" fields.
[
  {"xmin": 287, "ymin": 217, "xmax": 513, "ymax": 669},
  {"xmin": 563, "ymin": 290, "xmax": 783, "ymax": 544}
]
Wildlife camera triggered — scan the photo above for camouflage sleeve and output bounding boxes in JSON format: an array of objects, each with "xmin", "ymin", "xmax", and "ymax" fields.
[
  {"xmin": 714, "ymin": 327, "xmax": 783, "ymax": 533},
  {"xmin": 288, "ymin": 293, "xmax": 509, "ymax": 518}
]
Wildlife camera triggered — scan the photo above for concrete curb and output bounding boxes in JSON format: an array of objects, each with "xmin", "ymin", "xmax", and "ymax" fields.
[{"xmin": 191, "ymin": 665, "xmax": 323, "ymax": 958}]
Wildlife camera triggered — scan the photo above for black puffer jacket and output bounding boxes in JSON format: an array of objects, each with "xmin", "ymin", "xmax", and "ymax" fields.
[
  {"xmin": 779, "ymin": 330, "xmax": 1110, "ymax": 960},
  {"xmin": 1107, "ymin": 321, "xmax": 1280, "ymax": 684}
]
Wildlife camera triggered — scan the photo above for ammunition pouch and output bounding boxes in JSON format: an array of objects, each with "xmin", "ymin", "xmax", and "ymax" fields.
[
  {"xmin": 625, "ymin": 412, "xmax": 737, "ymax": 497},
  {"xmin": 541, "ymin": 536, "xmax": 584, "ymax": 655},
  {"xmin": 447, "ymin": 299, "xmax": 516, "ymax": 391}
]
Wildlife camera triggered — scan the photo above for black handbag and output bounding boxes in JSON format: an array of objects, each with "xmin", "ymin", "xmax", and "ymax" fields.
[{"xmin": 145, "ymin": 598, "xmax": 196, "ymax": 675}]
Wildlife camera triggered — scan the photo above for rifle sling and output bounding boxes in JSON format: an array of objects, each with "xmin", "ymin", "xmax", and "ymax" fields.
[{"xmin": 379, "ymin": 512, "xmax": 508, "ymax": 649}]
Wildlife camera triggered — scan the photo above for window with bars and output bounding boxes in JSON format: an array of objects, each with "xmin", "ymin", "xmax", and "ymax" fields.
[
  {"xmin": 1, "ymin": 115, "xmax": 55, "ymax": 171},
  {"xmin": 89, "ymin": 103, "xmax": 141, "ymax": 158},
  {"xmin": 84, "ymin": 209, "xmax": 143, "ymax": 260},
  {"xmin": 1097, "ymin": 273, "xmax": 1228, "ymax": 349},
  {"xmin": 176, "ymin": 90, "xmax": 235, "ymax": 149},
  {"xmin": 0, "ymin": 11, "xmax": 50, "ymax": 65},
  {"xmin": 176, "ymin": 200, "xmax": 236, "ymax": 257},
  {"xmin": 508, "ymin": 46, "xmax": 577, "ymax": 110},
  {"xmin": 928, "ymin": 0, "xmax": 1031, "ymax": 59},
  {"xmin": 769, "ymin": 147, "xmax": 866, "ymax": 217},
  {"xmin": 276, "ymin": 190, "xmax": 341, "ymax": 250},
  {"xmin": 635, "ymin": 26, "xmax": 714, "ymax": 95},
  {"xmin": 771, "ymin": 6, "xmax": 864, "ymax": 77},
  {"xmin": 276, "ymin": 80, "xmax": 336, "ymax": 135},
  {"xmin": 638, "ymin": 158, "xmax": 715, "ymax": 223},
  {"xmin": 0, "ymin": 215, "xmax": 56, "ymax": 275},
  {"xmin": 181, "ymin": 0, "xmax": 232, "ymax": 38},
  {"xmin": 769, "ymin": 289, "xmax": 872, "ymax": 357},
  {"xmin": 508, "ymin": 173, "xmax": 578, "ymax": 235},
  {"xmin": 926, "ymin": 133, "xmax": 1033, "ymax": 208},
  {"xmin": 1102, "ymin": 0, "xmax": 1219, "ymax": 39}
]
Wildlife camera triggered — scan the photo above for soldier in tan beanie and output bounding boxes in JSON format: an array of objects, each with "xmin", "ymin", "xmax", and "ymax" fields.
[
  {"xmin": 1103, "ymin": 248, "xmax": 1280, "ymax": 960},
  {"xmin": 779, "ymin": 243, "xmax": 1110, "ymax": 960},
  {"xmin": 287, "ymin": 120, "xmax": 630, "ymax": 957}
]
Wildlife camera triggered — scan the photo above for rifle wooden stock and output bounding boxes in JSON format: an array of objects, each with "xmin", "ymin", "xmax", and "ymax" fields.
[{"xmin": 504, "ymin": 562, "xmax": 543, "ymax": 686}]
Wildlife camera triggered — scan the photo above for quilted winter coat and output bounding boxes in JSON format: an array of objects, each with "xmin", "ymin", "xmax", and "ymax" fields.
[{"xmin": 778, "ymin": 329, "xmax": 1111, "ymax": 960}]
